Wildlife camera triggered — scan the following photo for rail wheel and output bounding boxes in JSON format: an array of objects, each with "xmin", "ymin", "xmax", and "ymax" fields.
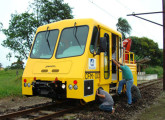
[{"xmin": 79, "ymin": 99, "xmax": 86, "ymax": 105}]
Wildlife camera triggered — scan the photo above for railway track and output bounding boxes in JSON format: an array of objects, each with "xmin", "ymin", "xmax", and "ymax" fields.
[
  {"xmin": 138, "ymin": 78, "xmax": 162, "ymax": 89},
  {"xmin": 0, "ymin": 79, "xmax": 162, "ymax": 120},
  {"xmin": 0, "ymin": 100, "xmax": 80, "ymax": 120}
]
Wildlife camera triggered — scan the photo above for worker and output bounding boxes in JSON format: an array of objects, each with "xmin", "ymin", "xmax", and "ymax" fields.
[
  {"xmin": 112, "ymin": 47, "xmax": 116, "ymax": 59},
  {"xmin": 96, "ymin": 88, "xmax": 115, "ymax": 113},
  {"xmin": 112, "ymin": 59, "xmax": 134, "ymax": 106}
]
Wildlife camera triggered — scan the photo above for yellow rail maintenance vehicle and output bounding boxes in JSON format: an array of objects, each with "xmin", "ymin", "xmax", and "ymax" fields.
[{"xmin": 22, "ymin": 18, "xmax": 137, "ymax": 103}]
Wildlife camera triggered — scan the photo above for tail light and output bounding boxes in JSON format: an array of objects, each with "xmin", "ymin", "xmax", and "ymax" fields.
[
  {"xmin": 24, "ymin": 79, "xmax": 27, "ymax": 83},
  {"xmin": 34, "ymin": 77, "xmax": 36, "ymax": 80},
  {"xmin": 73, "ymin": 80, "xmax": 77, "ymax": 85},
  {"xmin": 55, "ymin": 77, "xmax": 58, "ymax": 81}
]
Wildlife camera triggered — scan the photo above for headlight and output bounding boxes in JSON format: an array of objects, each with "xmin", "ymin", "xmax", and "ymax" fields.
[
  {"xmin": 73, "ymin": 85, "xmax": 78, "ymax": 90},
  {"xmin": 28, "ymin": 83, "xmax": 31, "ymax": 87},
  {"xmin": 62, "ymin": 84, "xmax": 65, "ymax": 89},
  {"xmin": 24, "ymin": 83, "xmax": 27, "ymax": 87},
  {"xmin": 68, "ymin": 84, "xmax": 72, "ymax": 90}
]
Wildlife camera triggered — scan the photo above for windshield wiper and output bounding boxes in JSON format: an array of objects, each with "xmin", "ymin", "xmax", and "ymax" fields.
[
  {"xmin": 73, "ymin": 22, "xmax": 82, "ymax": 49},
  {"xmin": 45, "ymin": 26, "xmax": 51, "ymax": 51}
]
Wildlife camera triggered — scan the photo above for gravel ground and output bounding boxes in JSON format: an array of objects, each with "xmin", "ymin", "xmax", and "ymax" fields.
[
  {"xmin": 0, "ymin": 96, "xmax": 51, "ymax": 114},
  {"xmin": 75, "ymin": 81, "xmax": 163, "ymax": 120},
  {"xmin": 0, "ymin": 81, "xmax": 163, "ymax": 120}
]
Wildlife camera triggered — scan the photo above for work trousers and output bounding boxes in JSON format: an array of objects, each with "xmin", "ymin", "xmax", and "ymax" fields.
[
  {"xmin": 118, "ymin": 79, "xmax": 134, "ymax": 104},
  {"xmin": 99, "ymin": 104, "xmax": 113, "ymax": 112}
]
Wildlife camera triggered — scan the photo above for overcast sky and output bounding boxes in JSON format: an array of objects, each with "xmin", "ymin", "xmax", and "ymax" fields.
[{"xmin": 0, "ymin": 0, "xmax": 163, "ymax": 67}]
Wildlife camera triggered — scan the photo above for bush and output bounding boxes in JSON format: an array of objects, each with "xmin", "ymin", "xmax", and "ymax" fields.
[{"xmin": 144, "ymin": 66, "xmax": 163, "ymax": 78}]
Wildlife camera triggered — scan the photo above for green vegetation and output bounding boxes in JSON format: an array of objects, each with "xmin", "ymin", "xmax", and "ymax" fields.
[
  {"xmin": 116, "ymin": 17, "xmax": 132, "ymax": 39},
  {"xmin": 130, "ymin": 36, "xmax": 163, "ymax": 66},
  {"xmin": 1, "ymin": 0, "xmax": 73, "ymax": 60},
  {"xmin": 144, "ymin": 66, "xmax": 163, "ymax": 78},
  {"xmin": 0, "ymin": 69, "xmax": 23, "ymax": 98}
]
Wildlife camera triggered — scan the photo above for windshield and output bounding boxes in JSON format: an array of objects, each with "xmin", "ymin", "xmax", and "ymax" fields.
[
  {"xmin": 56, "ymin": 26, "xmax": 89, "ymax": 58},
  {"xmin": 30, "ymin": 29, "xmax": 59, "ymax": 59}
]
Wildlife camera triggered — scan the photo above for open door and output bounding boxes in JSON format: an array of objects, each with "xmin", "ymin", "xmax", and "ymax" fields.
[{"xmin": 112, "ymin": 34, "xmax": 118, "ymax": 81}]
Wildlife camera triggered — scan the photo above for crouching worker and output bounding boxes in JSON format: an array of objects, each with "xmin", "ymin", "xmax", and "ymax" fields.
[{"xmin": 96, "ymin": 88, "xmax": 115, "ymax": 114}]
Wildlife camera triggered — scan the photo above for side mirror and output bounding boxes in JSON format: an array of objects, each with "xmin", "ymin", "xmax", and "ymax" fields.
[{"xmin": 100, "ymin": 37, "xmax": 107, "ymax": 52}]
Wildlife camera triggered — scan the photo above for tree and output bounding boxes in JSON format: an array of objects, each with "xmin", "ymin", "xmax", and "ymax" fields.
[
  {"xmin": 6, "ymin": 52, "xmax": 12, "ymax": 61},
  {"xmin": 2, "ymin": 0, "xmax": 73, "ymax": 59},
  {"xmin": 0, "ymin": 63, "xmax": 2, "ymax": 68},
  {"xmin": 10, "ymin": 56, "xmax": 24, "ymax": 69},
  {"xmin": 31, "ymin": 0, "xmax": 73, "ymax": 25},
  {"xmin": 2, "ymin": 12, "xmax": 38, "ymax": 59},
  {"xmin": 130, "ymin": 36, "xmax": 162, "ymax": 66},
  {"xmin": 116, "ymin": 17, "xmax": 132, "ymax": 39},
  {"xmin": 0, "ymin": 22, "xmax": 3, "ymax": 31}
]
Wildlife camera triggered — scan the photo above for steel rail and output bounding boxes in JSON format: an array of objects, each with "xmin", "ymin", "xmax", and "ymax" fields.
[
  {"xmin": 0, "ymin": 103, "xmax": 56, "ymax": 119},
  {"xmin": 138, "ymin": 79, "xmax": 162, "ymax": 89},
  {"xmin": 33, "ymin": 106, "xmax": 80, "ymax": 120},
  {"xmin": 0, "ymin": 100, "xmax": 80, "ymax": 120}
]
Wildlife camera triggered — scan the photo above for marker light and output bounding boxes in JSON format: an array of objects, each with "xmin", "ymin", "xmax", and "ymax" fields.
[
  {"xmin": 55, "ymin": 77, "xmax": 58, "ymax": 81},
  {"xmin": 34, "ymin": 77, "xmax": 36, "ymax": 80},
  {"xmin": 73, "ymin": 85, "xmax": 78, "ymax": 90},
  {"xmin": 62, "ymin": 84, "xmax": 66, "ymax": 89},
  {"xmin": 24, "ymin": 83, "xmax": 27, "ymax": 87},
  {"xmin": 24, "ymin": 79, "xmax": 27, "ymax": 83},
  {"xmin": 28, "ymin": 83, "xmax": 31, "ymax": 87},
  {"xmin": 68, "ymin": 84, "xmax": 72, "ymax": 90},
  {"xmin": 73, "ymin": 80, "xmax": 77, "ymax": 85}
]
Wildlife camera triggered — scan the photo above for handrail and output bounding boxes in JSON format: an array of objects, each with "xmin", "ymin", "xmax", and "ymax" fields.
[{"xmin": 124, "ymin": 50, "xmax": 135, "ymax": 64}]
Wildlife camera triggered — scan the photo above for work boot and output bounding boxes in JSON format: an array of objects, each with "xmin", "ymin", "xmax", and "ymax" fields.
[{"xmin": 126, "ymin": 104, "xmax": 132, "ymax": 108}]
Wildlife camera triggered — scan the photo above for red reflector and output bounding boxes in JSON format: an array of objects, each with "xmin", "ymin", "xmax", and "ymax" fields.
[
  {"xmin": 34, "ymin": 77, "xmax": 36, "ymax": 80},
  {"xmin": 55, "ymin": 77, "xmax": 58, "ymax": 81},
  {"xmin": 24, "ymin": 79, "xmax": 27, "ymax": 83},
  {"xmin": 73, "ymin": 80, "xmax": 77, "ymax": 84}
]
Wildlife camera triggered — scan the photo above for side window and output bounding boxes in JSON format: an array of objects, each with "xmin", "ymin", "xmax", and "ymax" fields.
[
  {"xmin": 112, "ymin": 34, "xmax": 117, "ymax": 73},
  {"xmin": 90, "ymin": 26, "xmax": 98, "ymax": 53},
  {"xmin": 104, "ymin": 33, "xmax": 110, "ymax": 79},
  {"xmin": 112, "ymin": 34, "xmax": 116, "ymax": 60},
  {"xmin": 119, "ymin": 37, "xmax": 122, "ymax": 58}
]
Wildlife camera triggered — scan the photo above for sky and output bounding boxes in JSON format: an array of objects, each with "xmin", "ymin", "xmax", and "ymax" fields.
[{"xmin": 0, "ymin": 0, "xmax": 163, "ymax": 68}]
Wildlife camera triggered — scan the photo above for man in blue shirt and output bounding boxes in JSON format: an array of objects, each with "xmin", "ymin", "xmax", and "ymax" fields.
[{"xmin": 112, "ymin": 59, "xmax": 134, "ymax": 106}]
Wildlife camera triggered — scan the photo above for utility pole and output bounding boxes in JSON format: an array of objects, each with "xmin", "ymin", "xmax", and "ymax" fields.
[{"xmin": 163, "ymin": 0, "xmax": 165, "ymax": 90}]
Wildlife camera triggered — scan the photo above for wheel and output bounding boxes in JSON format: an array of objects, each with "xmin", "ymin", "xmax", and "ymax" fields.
[
  {"xmin": 131, "ymin": 85, "xmax": 141, "ymax": 103},
  {"xmin": 79, "ymin": 99, "xmax": 86, "ymax": 106}
]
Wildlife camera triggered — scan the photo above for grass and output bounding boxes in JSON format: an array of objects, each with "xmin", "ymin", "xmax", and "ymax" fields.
[
  {"xmin": 0, "ymin": 69, "xmax": 23, "ymax": 98},
  {"xmin": 144, "ymin": 66, "xmax": 163, "ymax": 78}
]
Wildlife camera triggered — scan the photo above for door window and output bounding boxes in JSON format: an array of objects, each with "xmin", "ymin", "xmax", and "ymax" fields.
[{"xmin": 104, "ymin": 33, "xmax": 110, "ymax": 79}]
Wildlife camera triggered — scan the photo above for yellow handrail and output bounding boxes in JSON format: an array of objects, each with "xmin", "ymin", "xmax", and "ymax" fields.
[{"xmin": 124, "ymin": 51, "xmax": 135, "ymax": 64}]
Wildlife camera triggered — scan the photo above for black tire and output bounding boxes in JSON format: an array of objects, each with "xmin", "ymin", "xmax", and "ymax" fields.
[{"xmin": 131, "ymin": 85, "xmax": 141, "ymax": 103}]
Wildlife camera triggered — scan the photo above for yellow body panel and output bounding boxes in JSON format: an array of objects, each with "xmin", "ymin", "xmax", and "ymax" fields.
[{"xmin": 22, "ymin": 18, "xmax": 137, "ymax": 103}]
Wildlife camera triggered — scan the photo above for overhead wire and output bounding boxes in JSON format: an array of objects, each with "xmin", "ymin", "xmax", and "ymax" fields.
[
  {"xmin": 88, "ymin": 0, "xmax": 161, "ymax": 43},
  {"xmin": 88, "ymin": 0, "xmax": 144, "ymax": 36},
  {"xmin": 88, "ymin": 0, "xmax": 117, "ymax": 20},
  {"xmin": 115, "ymin": 0, "xmax": 160, "ymax": 40}
]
